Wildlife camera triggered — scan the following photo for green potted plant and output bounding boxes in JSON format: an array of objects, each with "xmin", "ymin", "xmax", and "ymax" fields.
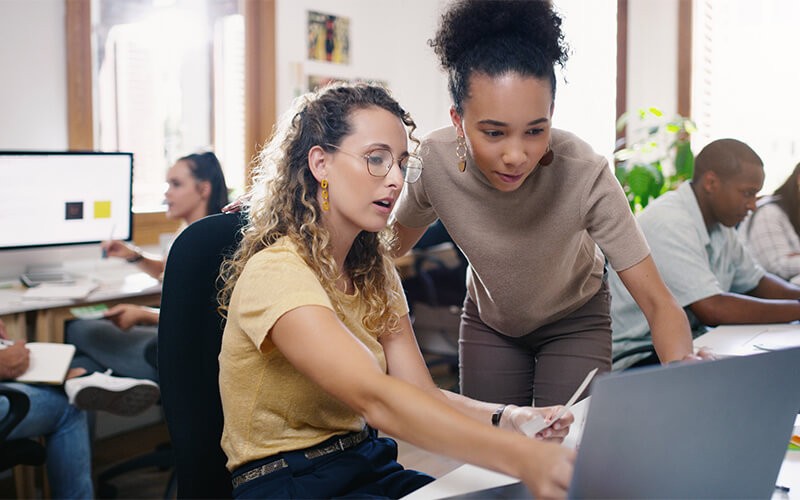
[{"xmin": 614, "ymin": 107, "xmax": 697, "ymax": 212}]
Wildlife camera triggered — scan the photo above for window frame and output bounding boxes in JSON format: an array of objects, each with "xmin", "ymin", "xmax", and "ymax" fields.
[
  {"xmin": 68, "ymin": 0, "xmax": 667, "ymax": 242},
  {"xmin": 65, "ymin": 0, "xmax": 275, "ymax": 245}
]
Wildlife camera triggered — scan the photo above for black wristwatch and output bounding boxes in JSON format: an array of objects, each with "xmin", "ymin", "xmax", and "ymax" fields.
[{"xmin": 491, "ymin": 404, "xmax": 508, "ymax": 426}]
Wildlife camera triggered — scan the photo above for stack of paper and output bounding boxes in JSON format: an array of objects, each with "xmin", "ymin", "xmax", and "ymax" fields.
[{"xmin": 22, "ymin": 281, "xmax": 98, "ymax": 300}]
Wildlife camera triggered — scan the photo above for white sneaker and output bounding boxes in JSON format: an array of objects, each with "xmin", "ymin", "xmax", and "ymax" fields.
[{"xmin": 64, "ymin": 369, "xmax": 160, "ymax": 416}]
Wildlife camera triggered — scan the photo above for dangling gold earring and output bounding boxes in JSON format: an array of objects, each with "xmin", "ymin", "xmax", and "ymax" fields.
[
  {"xmin": 538, "ymin": 144, "xmax": 554, "ymax": 166},
  {"xmin": 455, "ymin": 135, "xmax": 467, "ymax": 172},
  {"xmin": 320, "ymin": 179, "xmax": 329, "ymax": 211}
]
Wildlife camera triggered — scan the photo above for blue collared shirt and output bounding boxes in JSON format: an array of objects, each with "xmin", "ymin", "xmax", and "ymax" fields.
[{"xmin": 609, "ymin": 181, "xmax": 764, "ymax": 368}]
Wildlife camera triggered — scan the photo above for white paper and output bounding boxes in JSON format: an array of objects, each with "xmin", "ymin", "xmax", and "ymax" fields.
[
  {"xmin": 22, "ymin": 281, "xmax": 98, "ymax": 300},
  {"xmin": 520, "ymin": 368, "xmax": 598, "ymax": 436},
  {"xmin": 2, "ymin": 342, "xmax": 76, "ymax": 385}
]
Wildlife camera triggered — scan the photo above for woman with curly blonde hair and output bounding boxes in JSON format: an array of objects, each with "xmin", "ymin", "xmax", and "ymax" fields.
[{"xmin": 217, "ymin": 82, "xmax": 575, "ymax": 499}]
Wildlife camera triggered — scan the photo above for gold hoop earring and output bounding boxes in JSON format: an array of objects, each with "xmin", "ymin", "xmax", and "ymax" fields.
[
  {"xmin": 538, "ymin": 144, "xmax": 554, "ymax": 166},
  {"xmin": 455, "ymin": 135, "xmax": 467, "ymax": 173},
  {"xmin": 320, "ymin": 179, "xmax": 329, "ymax": 211}
]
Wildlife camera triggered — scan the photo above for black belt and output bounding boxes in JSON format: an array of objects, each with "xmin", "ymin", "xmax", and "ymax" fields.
[{"xmin": 231, "ymin": 428, "xmax": 370, "ymax": 489}]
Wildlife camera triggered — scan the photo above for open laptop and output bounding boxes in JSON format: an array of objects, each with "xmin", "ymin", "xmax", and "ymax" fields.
[
  {"xmin": 571, "ymin": 346, "xmax": 800, "ymax": 498},
  {"xmin": 447, "ymin": 346, "xmax": 800, "ymax": 499}
]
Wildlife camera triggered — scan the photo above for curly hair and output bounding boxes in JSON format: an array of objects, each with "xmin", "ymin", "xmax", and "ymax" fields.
[
  {"xmin": 218, "ymin": 82, "xmax": 419, "ymax": 336},
  {"xmin": 430, "ymin": 0, "xmax": 570, "ymax": 115}
]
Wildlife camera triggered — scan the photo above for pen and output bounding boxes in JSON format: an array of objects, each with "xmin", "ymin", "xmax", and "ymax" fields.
[
  {"xmin": 102, "ymin": 223, "xmax": 116, "ymax": 259},
  {"xmin": 775, "ymin": 485, "xmax": 790, "ymax": 493}
]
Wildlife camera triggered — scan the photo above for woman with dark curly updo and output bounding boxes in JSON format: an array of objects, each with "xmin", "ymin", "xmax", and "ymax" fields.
[
  {"xmin": 394, "ymin": 0, "xmax": 706, "ymax": 409},
  {"xmin": 217, "ymin": 82, "xmax": 576, "ymax": 499}
]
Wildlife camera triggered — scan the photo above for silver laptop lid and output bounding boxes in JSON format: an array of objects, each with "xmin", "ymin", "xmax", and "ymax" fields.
[{"xmin": 570, "ymin": 347, "xmax": 800, "ymax": 499}]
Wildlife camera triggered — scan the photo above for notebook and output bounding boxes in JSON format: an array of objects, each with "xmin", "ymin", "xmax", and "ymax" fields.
[
  {"xmin": 570, "ymin": 346, "xmax": 800, "ymax": 499},
  {"xmin": 0, "ymin": 342, "xmax": 77, "ymax": 384}
]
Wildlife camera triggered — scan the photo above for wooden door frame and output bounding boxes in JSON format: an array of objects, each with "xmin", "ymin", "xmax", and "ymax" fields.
[{"xmin": 65, "ymin": 0, "xmax": 276, "ymax": 243}]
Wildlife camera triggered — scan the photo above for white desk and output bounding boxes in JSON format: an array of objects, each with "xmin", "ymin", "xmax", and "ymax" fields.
[
  {"xmin": 0, "ymin": 257, "xmax": 161, "ymax": 342},
  {"xmin": 404, "ymin": 326, "xmax": 800, "ymax": 499},
  {"xmin": 403, "ymin": 399, "xmax": 590, "ymax": 500},
  {"xmin": 693, "ymin": 323, "xmax": 800, "ymax": 357}
]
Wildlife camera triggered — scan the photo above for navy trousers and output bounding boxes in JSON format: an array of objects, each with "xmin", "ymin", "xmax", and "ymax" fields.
[{"xmin": 231, "ymin": 429, "xmax": 434, "ymax": 499}]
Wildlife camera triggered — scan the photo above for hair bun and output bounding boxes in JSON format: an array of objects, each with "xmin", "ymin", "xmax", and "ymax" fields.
[{"xmin": 430, "ymin": 0, "xmax": 568, "ymax": 70}]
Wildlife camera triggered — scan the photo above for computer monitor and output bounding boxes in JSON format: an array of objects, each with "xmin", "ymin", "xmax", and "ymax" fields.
[{"xmin": 0, "ymin": 151, "xmax": 133, "ymax": 250}]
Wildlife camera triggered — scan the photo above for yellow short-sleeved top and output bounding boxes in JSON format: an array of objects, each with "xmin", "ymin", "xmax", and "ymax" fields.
[{"xmin": 218, "ymin": 236, "xmax": 408, "ymax": 470}]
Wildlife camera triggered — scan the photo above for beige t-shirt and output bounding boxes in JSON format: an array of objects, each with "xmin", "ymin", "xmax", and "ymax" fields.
[
  {"xmin": 395, "ymin": 127, "xmax": 649, "ymax": 337},
  {"xmin": 218, "ymin": 237, "xmax": 408, "ymax": 470}
]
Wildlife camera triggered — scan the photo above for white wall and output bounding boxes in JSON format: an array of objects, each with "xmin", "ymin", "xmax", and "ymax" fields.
[
  {"xmin": 626, "ymin": 0, "xmax": 679, "ymax": 117},
  {"xmin": 0, "ymin": 0, "xmax": 68, "ymax": 149},
  {"xmin": 275, "ymin": 0, "xmax": 453, "ymax": 137},
  {"xmin": 0, "ymin": 0, "xmax": 683, "ymax": 155},
  {"xmin": 0, "ymin": 1, "xmax": 453, "ymax": 150}
]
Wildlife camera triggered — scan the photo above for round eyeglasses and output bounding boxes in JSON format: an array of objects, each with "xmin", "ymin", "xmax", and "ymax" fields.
[{"xmin": 325, "ymin": 143, "xmax": 423, "ymax": 184}]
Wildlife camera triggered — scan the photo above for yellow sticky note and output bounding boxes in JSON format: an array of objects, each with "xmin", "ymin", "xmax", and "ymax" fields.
[{"xmin": 94, "ymin": 201, "xmax": 111, "ymax": 219}]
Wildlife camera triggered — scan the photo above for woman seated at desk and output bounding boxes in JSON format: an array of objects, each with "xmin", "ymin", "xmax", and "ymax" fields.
[
  {"xmin": 217, "ymin": 82, "xmax": 575, "ymax": 499},
  {"xmin": 741, "ymin": 161, "xmax": 800, "ymax": 282},
  {"xmin": 65, "ymin": 151, "xmax": 228, "ymax": 390}
]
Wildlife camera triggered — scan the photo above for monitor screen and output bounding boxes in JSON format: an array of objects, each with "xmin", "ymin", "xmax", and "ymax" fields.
[{"xmin": 0, "ymin": 151, "xmax": 133, "ymax": 250}]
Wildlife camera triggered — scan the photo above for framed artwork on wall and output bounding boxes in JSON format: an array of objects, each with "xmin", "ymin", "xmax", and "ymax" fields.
[{"xmin": 307, "ymin": 11, "xmax": 350, "ymax": 64}]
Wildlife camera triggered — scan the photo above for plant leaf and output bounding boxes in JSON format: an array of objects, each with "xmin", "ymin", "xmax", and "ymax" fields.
[
  {"xmin": 627, "ymin": 164, "xmax": 657, "ymax": 203},
  {"xmin": 674, "ymin": 141, "xmax": 695, "ymax": 179}
]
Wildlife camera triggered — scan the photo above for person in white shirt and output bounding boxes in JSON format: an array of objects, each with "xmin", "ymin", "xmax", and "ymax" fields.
[{"xmin": 740, "ymin": 162, "xmax": 800, "ymax": 280}]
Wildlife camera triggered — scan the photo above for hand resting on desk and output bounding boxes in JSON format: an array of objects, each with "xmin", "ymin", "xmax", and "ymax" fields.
[{"xmin": 678, "ymin": 346, "xmax": 717, "ymax": 363}]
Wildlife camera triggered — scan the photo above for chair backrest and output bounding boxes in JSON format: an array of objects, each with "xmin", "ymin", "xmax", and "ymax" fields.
[
  {"xmin": 158, "ymin": 212, "xmax": 245, "ymax": 499},
  {"xmin": 0, "ymin": 385, "xmax": 46, "ymax": 471},
  {"xmin": 404, "ymin": 220, "xmax": 467, "ymax": 308}
]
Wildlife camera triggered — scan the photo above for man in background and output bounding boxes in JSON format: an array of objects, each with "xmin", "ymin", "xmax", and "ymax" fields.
[{"xmin": 609, "ymin": 138, "xmax": 800, "ymax": 369}]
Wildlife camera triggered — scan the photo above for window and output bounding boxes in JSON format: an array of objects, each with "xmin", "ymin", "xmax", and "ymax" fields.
[
  {"xmin": 692, "ymin": 0, "xmax": 800, "ymax": 193},
  {"xmin": 552, "ymin": 0, "xmax": 618, "ymax": 157},
  {"xmin": 92, "ymin": 0, "xmax": 244, "ymax": 211}
]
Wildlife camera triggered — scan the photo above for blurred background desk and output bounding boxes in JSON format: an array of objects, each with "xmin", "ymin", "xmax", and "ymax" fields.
[{"xmin": 0, "ymin": 258, "xmax": 160, "ymax": 343}]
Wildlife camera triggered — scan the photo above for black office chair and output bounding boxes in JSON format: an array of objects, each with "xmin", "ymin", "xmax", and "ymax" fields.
[
  {"xmin": 0, "ymin": 386, "xmax": 46, "ymax": 472},
  {"xmin": 401, "ymin": 221, "xmax": 467, "ymax": 388},
  {"xmin": 158, "ymin": 212, "xmax": 245, "ymax": 499}
]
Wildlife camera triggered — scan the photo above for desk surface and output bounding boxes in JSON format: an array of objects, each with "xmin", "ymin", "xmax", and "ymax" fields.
[
  {"xmin": 693, "ymin": 323, "xmax": 800, "ymax": 356},
  {"xmin": 0, "ymin": 255, "xmax": 160, "ymax": 315},
  {"xmin": 0, "ymin": 257, "xmax": 161, "ymax": 342},
  {"xmin": 402, "ymin": 399, "xmax": 589, "ymax": 500},
  {"xmin": 405, "ymin": 400, "xmax": 800, "ymax": 500},
  {"xmin": 405, "ymin": 327, "xmax": 800, "ymax": 499}
]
